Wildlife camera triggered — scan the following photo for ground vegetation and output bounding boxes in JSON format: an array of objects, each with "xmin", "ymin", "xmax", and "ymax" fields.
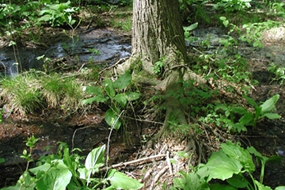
[{"xmin": 0, "ymin": 0, "xmax": 285, "ymax": 189}]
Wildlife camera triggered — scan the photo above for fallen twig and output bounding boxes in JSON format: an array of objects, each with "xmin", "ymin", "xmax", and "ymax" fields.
[
  {"xmin": 166, "ymin": 151, "xmax": 173, "ymax": 175},
  {"xmin": 109, "ymin": 154, "xmax": 166, "ymax": 169},
  {"xmin": 98, "ymin": 57, "xmax": 128, "ymax": 76},
  {"xmin": 150, "ymin": 166, "xmax": 169, "ymax": 190},
  {"xmin": 122, "ymin": 115, "xmax": 164, "ymax": 125}
]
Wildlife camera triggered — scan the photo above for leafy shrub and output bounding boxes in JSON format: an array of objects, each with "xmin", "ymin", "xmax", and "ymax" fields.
[
  {"xmin": 200, "ymin": 94, "xmax": 280, "ymax": 132},
  {"xmin": 241, "ymin": 20, "xmax": 280, "ymax": 48},
  {"xmin": 170, "ymin": 142, "xmax": 284, "ymax": 190},
  {"xmin": 83, "ymin": 71, "xmax": 140, "ymax": 130},
  {"xmin": 38, "ymin": 1, "xmax": 79, "ymax": 27},
  {"xmin": 0, "ymin": 136, "xmax": 143, "ymax": 190},
  {"xmin": 213, "ymin": 0, "xmax": 252, "ymax": 12},
  {"xmin": 268, "ymin": 63, "xmax": 285, "ymax": 84}
]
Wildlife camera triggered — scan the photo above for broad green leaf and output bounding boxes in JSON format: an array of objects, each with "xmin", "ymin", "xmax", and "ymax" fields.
[
  {"xmin": 239, "ymin": 112, "xmax": 253, "ymax": 126},
  {"xmin": 105, "ymin": 109, "xmax": 121, "ymax": 130},
  {"xmin": 30, "ymin": 163, "xmax": 52, "ymax": 175},
  {"xmin": 83, "ymin": 86, "xmax": 103, "ymax": 95},
  {"xmin": 113, "ymin": 71, "xmax": 132, "ymax": 90},
  {"xmin": 102, "ymin": 186, "xmax": 116, "ymax": 190},
  {"xmin": 262, "ymin": 113, "xmax": 281, "ymax": 120},
  {"xmin": 226, "ymin": 174, "xmax": 249, "ymax": 188},
  {"xmin": 255, "ymin": 107, "xmax": 262, "ymax": 118},
  {"xmin": 260, "ymin": 94, "xmax": 279, "ymax": 115},
  {"xmin": 196, "ymin": 164, "xmax": 211, "ymax": 180},
  {"xmin": 275, "ymin": 187, "xmax": 285, "ymax": 190},
  {"xmin": 38, "ymin": 14, "xmax": 53, "ymax": 22},
  {"xmin": 0, "ymin": 157, "xmax": 5, "ymax": 164},
  {"xmin": 107, "ymin": 169, "xmax": 143, "ymax": 190},
  {"xmin": 247, "ymin": 146, "xmax": 265, "ymax": 160},
  {"xmin": 126, "ymin": 92, "xmax": 141, "ymax": 101},
  {"xmin": 172, "ymin": 172, "xmax": 210, "ymax": 190},
  {"xmin": 8, "ymin": 171, "xmax": 36, "ymax": 190},
  {"xmin": 254, "ymin": 180, "xmax": 273, "ymax": 190},
  {"xmin": 244, "ymin": 95, "xmax": 258, "ymax": 108},
  {"xmin": 114, "ymin": 93, "xmax": 128, "ymax": 107},
  {"xmin": 85, "ymin": 145, "xmax": 105, "ymax": 171},
  {"xmin": 36, "ymin": 160, "xmax": 72, "ymax": 190},
  {"xmin": 266, "ymin": 155, "xmax": 282, "ymax": 163},
  {"xmin": 231, "ymin": 106, "xmax": 248, "ymax": 114},
  {"xmin": 221, "ymin": 142, "xmax": 255, "ymax": 172},
  {"xmin": 183, "ymin": 22, "xmax": 198, "ymax": 32},
  {"xmin": 231, "ymin": 123, "xmax": 247, "ymax": 133},
  {"xmin": 78, "ymin": 167, "xmax": 88, "ymax": 180},
  {"xmin": 215, "ymin": 104, "xmax": 228, "ymax": 111},
  {"xmin": 210, "ymin": 183, "xmax": 237, "ymax": 190},
  {"xmin": 82, "ymin": 95, "xmax": 108, "ymax": 105},
  {"xmin": 63, "ymin": 148, "xmax": 78, "ymax": 177},
  {"xmin": 0, "ymin": 184, "xmax": 22, "ymax": 190},
  {"xmin": 206, "ymin": 151, "xmax": 243, "ymax": 180},
  {"xmin": 103, "ymin": 79, "xmax": 116, "ymax": 98},
  {"xmin": 67, "ymin": 181, "xmax": 90, "ymax": 190}
]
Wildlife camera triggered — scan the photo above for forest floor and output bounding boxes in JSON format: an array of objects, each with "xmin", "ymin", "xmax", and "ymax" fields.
[{"xmin": 0, "ymin": 6, "xmax": 285, "ymax": 190}]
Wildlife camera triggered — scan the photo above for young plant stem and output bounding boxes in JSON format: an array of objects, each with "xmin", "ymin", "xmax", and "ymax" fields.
[
  {"xmin": 105, "ymin": 110, "xmax": 125, "ymax": 169},
  {"xmin": 249, "ymin": 173, "xmax": 258, "ymax": 190},
  {"xmin": 25, "ymin": 146, "xmax": 33, "ymax": 171},
  {"xmin": 259, "ymin": 160, "xmax": 266, "ymax": 184}
]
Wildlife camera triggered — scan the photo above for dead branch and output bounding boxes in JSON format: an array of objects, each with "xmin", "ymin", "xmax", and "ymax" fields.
[
  {"xmin": 166, "ymin": 151, "xmax": 173, "ymax": 175},
  {"xmin": 110, "ymin": 154, "xmax": 166, "ymax": 169},
  {"xmin": 150, "ymin": 166, "xmax": 169, "ymax": 190}
]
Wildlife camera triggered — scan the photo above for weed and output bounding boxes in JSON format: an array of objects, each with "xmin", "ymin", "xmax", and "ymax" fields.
[
  {"xmin": 241, "ymin": 20, "xmax": 280, "ymax": 48},
  {"xmin": 184, "ymin": 22, "xmax": 198, "ymax": 40},
  {"xmin": 1, "ymin": 136, "xmax": 143, "ymax": 190},
  {"xmin": 111, "ymin": 14, "xmax": 132, "ymax": 31},
  {"xmin": 170, "ymin": 142, "xmax": 283, "ymax": 190},
  {"xmin": 213, "ymin": 0, "xmax": 252, "ymax": 12},
  {"xmin": 268, "ymin": 63, "xmax": 285, "ymax": 84},
  {"xmin": 83, "ymin": 71, "xmax": 140, "ymax": 130},
  {"xmin": 0, "ymin": 74, "xmax": 43, "ymax": 115},
  {"xmin": 42, "ymin": 73, "xmax": 63, "ymax": 108},
  {"xmin": 61, "ymin": 77, "xmax": 83, "ymax": 110},
  {"xmin": 153, "ymin": 56, "xmax": 165, "ymax": 76},
  {"xmin": 0, "ymin": 71, "xmax": 84, "ymax": 115},
  {"xmin": 38, "ymin": 1, "xmax": 79, "ymax": 27},
  {"xmin": 200, "ymin": 94, "xmax": 280, "ymax": 132}
]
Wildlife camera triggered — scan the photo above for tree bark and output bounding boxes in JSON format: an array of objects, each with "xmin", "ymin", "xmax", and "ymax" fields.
[
  {"xmin": 116, "ymin": 0, "xmax": 201, "ymax": 146},
  {"xmin": 131, "ymin": 0, "xmax": 187, "ymax": 73},
  {"xmin": 117, "ymin": 0, "xmax": 205, "ymax": 86},
  {"xmin": 118, "ymin": 0, "xmax": 186, "ymax": 76}
]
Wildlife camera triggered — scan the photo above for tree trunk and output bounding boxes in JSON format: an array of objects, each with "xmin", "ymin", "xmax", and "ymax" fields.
[
  {"xmin": 131, "ymin": 0, "xmax": 187, "ymax": 74},
  {"xmin": 116, "ymin": 0, "xmax": 201, "ymax": 146},
  {"xmin": 117, "ymin": 0, "xmax": 205, "ymax": 86},
  {"xmin": 127, "ymin": 0, "xmax": 189, "ymax": 143}
]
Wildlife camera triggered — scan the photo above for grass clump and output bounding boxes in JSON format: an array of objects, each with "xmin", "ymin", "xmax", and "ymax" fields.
[
  {"xmin": 61, "ymin": 77, "xmax": 83, "ymax": 110},
  {"xmin": 42, "ymin": 73, "xmax": 63, "ymax": 108},
  {"xmin": 0, "ymin": 71, "xmax": 84, "ymax": 115},
  {"xmin": 1, "ymin": 73, "xmax": 43, "ymax": 115}
]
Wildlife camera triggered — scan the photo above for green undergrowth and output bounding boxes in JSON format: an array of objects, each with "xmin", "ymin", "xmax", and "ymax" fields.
[
  {"xmin": 0, "ymin": 136, "xmax": 143, "ymax": 190},
  {"xmin": 170, "ymin": 141, "xmax": 284, "ymax": 190},
  {"xmin": 82, "ymin": 71, "xmax": 141, "ymax": 130},
  {"xmin": 0, "ymin": 70, "xmax": 84, "ymax": 115},
  {"xmin": 200, "ymin": 94, "xmax": 280, "ymax": 133}
]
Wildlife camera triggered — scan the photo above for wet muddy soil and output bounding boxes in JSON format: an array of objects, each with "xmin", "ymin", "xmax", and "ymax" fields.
[
  {"xmin": 0, "ymin": 109, "xmax": 142, "ymax": 187},
  {"xmin": 0, "ymin": 28, "xmax": 131, "ymax": 76}
]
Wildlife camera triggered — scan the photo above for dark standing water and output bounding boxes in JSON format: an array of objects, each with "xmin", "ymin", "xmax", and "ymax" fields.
[{"xmin": 0, "ymin": 29, "xmax": 131, "ymax": 76}]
